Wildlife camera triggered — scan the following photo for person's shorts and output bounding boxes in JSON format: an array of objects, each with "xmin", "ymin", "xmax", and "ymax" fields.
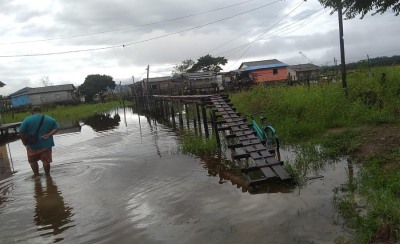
[{"xmin": 27, "ymin": 148, "xmax": 53, "ymax": 164}]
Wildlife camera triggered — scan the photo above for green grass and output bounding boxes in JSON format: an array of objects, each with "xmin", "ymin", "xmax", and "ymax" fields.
[
  {"xmin": 334, "ymin": 149, "xmax": 400, "ymax": 243},
  {"xmin": 231, "ymin": 66, "xmax": 400, "ymax": 143},
  {"xmin": 179, "ymin": 133, "xmax": 219, "ymax": 157},
  {"xmin": 2, "ymin": 101, "xmax": 131, "ymax": 123},
  {"xmin": 230, "ymin": 65, "xmax": 400, "ymax": 241}
]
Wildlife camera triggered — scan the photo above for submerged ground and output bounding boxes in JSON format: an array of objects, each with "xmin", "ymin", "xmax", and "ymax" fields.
[{"xmin": 0, "ymin": 107, "xmax": 355, "ymax": 243}]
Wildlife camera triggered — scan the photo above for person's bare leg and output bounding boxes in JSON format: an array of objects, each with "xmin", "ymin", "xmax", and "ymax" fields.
[
  {"xmin": 43, "ymin": 162, "xmax": 51, "ymax": 176},
  {"xmin": 30, "ymin": 161, "xmax": 40, "ymax": 176}
]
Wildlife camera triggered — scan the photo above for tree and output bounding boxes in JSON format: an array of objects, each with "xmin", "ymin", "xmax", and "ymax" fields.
[
  {"xmin": 40, "ymin": 75, "xmax": 52, "ymax": 87},
  {"xmin": 172, "ymin": 59, "xmax": 195, "ymax": 76},
  {"xmin": 79, "ymin": 74, "xmax": 116, "ymax": 102},
  {"xmin": 188, "ymin": 54, "xmax": 228, "ymax": 73},
  {"xmin": 318, "ymin": 0, "xmax": 400, "ymax": 19}
]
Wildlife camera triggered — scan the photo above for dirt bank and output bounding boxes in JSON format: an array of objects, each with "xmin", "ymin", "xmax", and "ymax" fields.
[{"xmin": 354, "ymin": 124, "xmax": 400, "ymax": 166}]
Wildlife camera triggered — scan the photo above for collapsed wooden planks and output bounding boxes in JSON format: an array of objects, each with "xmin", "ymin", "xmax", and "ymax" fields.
[
  {"xmin": 0, "ymin": 122, "xmax": 21, "ymax": 135},
  {"xmin": 209, "ymin": 95, "xmax": 291, "ymax": 185},
  {"xmin": 152, "ymin": 93, "xmax": 292, "ymax": 186}
]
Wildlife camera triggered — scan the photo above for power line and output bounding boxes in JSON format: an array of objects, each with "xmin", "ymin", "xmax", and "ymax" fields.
[
  {"xmin": 259, "ymin": 8, "xmax": 327, "ymax": 40},
  {"xmin": 224, "ymin": 7, "xmax": 325, "ymax": 59},
  {"xmin": 0, "ymin": 0, "xmax": 265, "ymax": 46},
  {"xmin": 0, "ymin": 0, "xmax": 282, "ymax": 58},
  {"xmin": 223, "ymin": 4, "xmax": 328, "ymax": 71},
  {"xmin": 221, "ymin": 6, "xmax": 326, "ymax": 71},
  {"xmin": 216, "ymin": 1, "xmax": 305, "ymax": 59}
]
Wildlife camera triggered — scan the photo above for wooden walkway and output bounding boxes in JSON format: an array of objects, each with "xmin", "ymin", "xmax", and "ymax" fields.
[
  {"xmin": 152, "ymin": 94, "xmax": 292, "ymax": 186},
  {"xmin": 0, "ymin": 122, "xmax": 21, "ymax": 135},
  {"xmin": 209, "ymin": 95, "xmax": 291, "ymax": 186}
]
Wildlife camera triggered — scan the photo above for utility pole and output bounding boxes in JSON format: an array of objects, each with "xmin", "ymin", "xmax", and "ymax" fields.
[
  {"xmin": 145, "ymin": 65, "xmax": 150, "ymax": 96},
  {"xmin": 367, "ymin": 54, "xmax": 371, "ymax": 72},
  {"xmin": 119, "ymin": 80, "xmax": 125, "ymax": 105},
  {"xmin": 338, "ymin": 2, "xmax": 347, "ymax": 90},
  {"xmin": 132, "ymin": 76, "xmax": 137, "ymax": 97}
]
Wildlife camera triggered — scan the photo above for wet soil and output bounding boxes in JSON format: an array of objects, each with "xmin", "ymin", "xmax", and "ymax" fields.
[
  {"xmin": 353, "ymin": 124, "xmax": 400, "ymax": 164},
  {"xmin": 347, "ymin": 124, "xmax": 400, "ymax": 244}
]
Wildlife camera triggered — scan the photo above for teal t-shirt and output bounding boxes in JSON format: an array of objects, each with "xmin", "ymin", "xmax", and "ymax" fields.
[{"xmin": 19, "ymin": 114, "xmax": 59, "ymax": 150}]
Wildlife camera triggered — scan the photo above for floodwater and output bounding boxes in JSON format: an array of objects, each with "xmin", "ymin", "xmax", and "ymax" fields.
[{"xmin": 0, "ymin": 107, "xmax": 353, "ymax": 243}]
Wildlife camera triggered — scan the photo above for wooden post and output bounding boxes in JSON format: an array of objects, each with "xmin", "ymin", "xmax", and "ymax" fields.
[
  {"xmin": 338, "ymin": 4, "xmax": 347, "ymax": 91},
  {"xmin": 201, "ymin": 100, "xmax": 209, "ymax": 138},
  {"xmin": 162, "ymin": 100, "xmax": 169, "ymax": 118},
  {"xmin": 170, "ymin": 101, "xmax": 176, "ymax": 126},
  {"xmin": 178, "ymin": 101, "xmax": 184, "ymax": 128},
  {"xmin": 193, "ymin": 104, "xmax": 198, "ymax": 135},
  {"xmin": 196, "ymin": 102, "xmax": 202, "ymax": 133},
  {"xmin": 211, "ymin": 109, "xmax": 220, "ymax": 146},
  {"xmin": 185, "ymin": 103, "xmax": 190, "ymax": 130}
]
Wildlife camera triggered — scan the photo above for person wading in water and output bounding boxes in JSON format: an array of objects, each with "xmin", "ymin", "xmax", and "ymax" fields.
[{"xmin": 19, "ymin": 106, "xmax": 59, "ymax": 177}]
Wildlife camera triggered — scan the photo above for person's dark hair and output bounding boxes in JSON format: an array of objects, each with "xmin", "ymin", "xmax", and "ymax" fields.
[{"xmin": 31, "ymin": 106, "xmax": 42, "ymax": 113}]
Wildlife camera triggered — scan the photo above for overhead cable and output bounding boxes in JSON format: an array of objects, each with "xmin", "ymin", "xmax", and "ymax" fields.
[
  {"xmin": 0, "ymin": 0, "xmax": 282, "ymax": 57},
  {"xmin": 0, "ymin": 0, "xmax": 265, "ymax": 46}
]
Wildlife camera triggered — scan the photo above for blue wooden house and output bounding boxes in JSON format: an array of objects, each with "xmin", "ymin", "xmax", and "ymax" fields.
[{"xmin": 9, "ymin": 84, "xmax": 78, "ymax": 107}]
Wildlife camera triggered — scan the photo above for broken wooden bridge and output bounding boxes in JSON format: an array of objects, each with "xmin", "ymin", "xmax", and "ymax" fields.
[{"xmin": 151, "ymin": 94, "xmax": 292, "ymax": 186}]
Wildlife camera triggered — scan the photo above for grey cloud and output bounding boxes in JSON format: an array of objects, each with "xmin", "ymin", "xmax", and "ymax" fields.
[{"xmin": 1, "ymin": 0, "xmax": 399, "ymax": 96}]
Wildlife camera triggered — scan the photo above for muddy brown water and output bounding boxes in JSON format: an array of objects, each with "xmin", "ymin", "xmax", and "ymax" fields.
[{"xmin": 0, "ymin": 107, "xmax": 353, "ymax": 243}]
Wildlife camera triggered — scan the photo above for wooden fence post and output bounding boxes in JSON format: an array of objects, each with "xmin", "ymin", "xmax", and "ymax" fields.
[{"xmin": 201, "ymin": 100, "xmax": 209, "ymax": 138}]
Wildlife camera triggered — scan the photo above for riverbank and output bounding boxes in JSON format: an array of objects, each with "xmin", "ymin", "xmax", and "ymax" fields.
[
  {"xmin": 230, "ymin": 65, "xmax": 400, "ymax": 243},
  {"xmin": 2, "ymin": 100, "xmax": 131, "ymax": 124},
  {"xmin": 334, "ymin": 124, "xmax": 400, "ymax": 243}
]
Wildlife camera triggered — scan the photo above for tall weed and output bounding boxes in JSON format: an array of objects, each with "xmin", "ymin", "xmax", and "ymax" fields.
[{"xmin": 231, "ymin": 67, "xmax": 400, "ymax": 142}]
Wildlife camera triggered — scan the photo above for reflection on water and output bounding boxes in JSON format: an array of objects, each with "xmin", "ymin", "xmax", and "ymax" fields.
[
  {"xmin": 0, "ymin": 144, "xmax": 14, "ymax": 181},
  {"xmin": 82, "ymin": 113, "xmax": 121, "ymax": 131},
  {"xmin": 200, "ymin": 153, "xmax": 296, "ymax": 194},
  {"xmin": 0, "ymin": 106, "xmax": 353, "ymax": 243},
  {"xmin": 284, "ymin": 143, "xmax": 341, "ymax": 187},
  {"xmin": 57, "ymin": 120, "xmax": 81, "ymax": 135},
  {"xmin": 34, "ymin": 176, "xmax": 74, "ymax": 241}
]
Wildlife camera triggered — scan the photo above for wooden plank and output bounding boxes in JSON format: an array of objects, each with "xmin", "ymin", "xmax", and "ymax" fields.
[
  {"xmin": 236, "ymin": 130, "xmax": 254, "ymax": 136},
  {"xmin": 260, "ymin": 167, "xmax": 277, "ymax": 179},
  {"xmin": 258, "ymin": 149, "xmax": 274, "ymax": 158},
  {"xmin": 0, "ymin": 122, "xmax": 22, "ymax": 129},
  {"xmin": 238, "ymin": 135, "xmax": 257, "ymax": 140},
  {"xmin": 208, "ymin": 94, "xmax": 292, "ymax": 182},
  {"xmin": 233, "ymin": 153, "xmax": 250, "ymax": 159},
  {"xmin": 271, "ymin": 165, "xmax": 291, "ymax": 180},
  {"xmin": 217, "ymin": 126, "xmax": 231, "ymax": 131},
  {"xmin": 254, "ymin": 158, "xmax": 281, "ymax": 167},
  {"xmin": 241, "ymin": 139, "xmax": 262, "ymax": 145}
]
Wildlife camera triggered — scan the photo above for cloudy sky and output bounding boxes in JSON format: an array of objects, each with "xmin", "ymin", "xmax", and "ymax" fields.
[{"xmin": 0, "ymin": 0, "xmax": 399, "ymax": 96}]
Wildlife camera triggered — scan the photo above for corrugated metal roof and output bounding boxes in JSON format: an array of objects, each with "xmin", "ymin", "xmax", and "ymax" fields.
[
  {"xmin": 183, "ymin": 71, "xmax": 215, "ymax": 80},
  {"xmin": 28, "ymin": 84, "xmax": 75, "ymax": 94},
  {"xmin": 243, "ymin": 63, "xmax": 287, "ymax": 71},
  {"xmin": 8, "ymin": 87, "xmax": 31, "ymax": 97},
  {"xmin": 145, "ymin": 76, "xmax": 173, "ymax": 83},
  {"xmin": 288, "ymin": 63, "xmax": 320, "ymax": 72},
  {"xmin": 9, "ymin": 84, "xmax": 75, "ymax": 97},
  {"xmin": 239, "ymin": 59, "xmax": 287, "ymax": 70}
]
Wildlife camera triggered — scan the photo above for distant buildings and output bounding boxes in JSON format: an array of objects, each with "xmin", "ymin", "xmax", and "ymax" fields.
[
  {"xmin": 287, "ymin": 63, "xmax": 321, "ymax": 83},
  {"xmin": 238, "ymin": 59, "xmax": 289, "ymax": 83},
  {"xmin": 8, "ymin": 84, "xmax": 79, "ymax": 107}
]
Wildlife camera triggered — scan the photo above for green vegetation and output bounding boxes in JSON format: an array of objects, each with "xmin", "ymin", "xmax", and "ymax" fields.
[
  {"xmin": 231, "ymin": 65, "xmax": 400, "ymax": 242},
  {"xmin": 334, "ymin": 147, "xmax": 400, "ymax": 243},
  {"xmin": 231, "ymin": 66, "xmax": 400, "ymax": 142},
  {"xmin": 79, "ymin": 74, "xmax": 116, "ymax": 102},
  {"xmin": 179, "ymin": 133, "xmax": 219, "ymax": 157},
  {"xmin": 2, "ymin": 101, "xmax": 130, "ymax": 123}
]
